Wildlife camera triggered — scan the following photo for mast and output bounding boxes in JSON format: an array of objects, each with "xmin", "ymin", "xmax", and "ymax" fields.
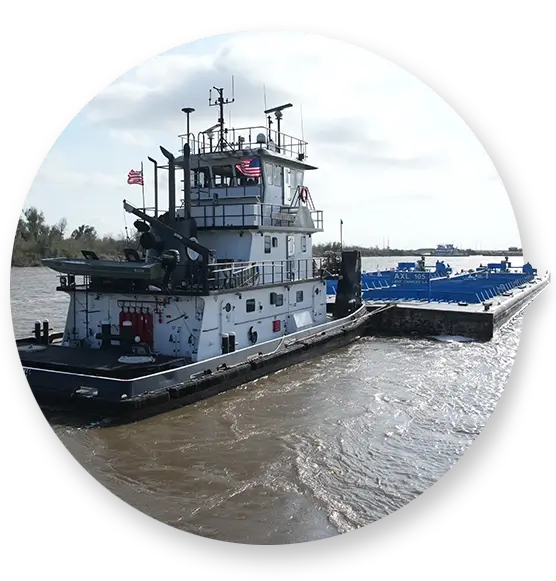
[
  {"xmin": 209, "ymin": 85, "xmax": 235, "ymax": 151},
  {"xmin": 181, "ymin": 107, "xmax": 195, "ymax": 148}
]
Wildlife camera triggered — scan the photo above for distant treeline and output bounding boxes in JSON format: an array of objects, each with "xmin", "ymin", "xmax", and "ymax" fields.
[
  {"xmin": 313, "ymin": 242, "xmax": 420, "ymax": 257},
  {"xmin": 12, "ymin": 208, "xmax": 521, "ymax": 267},
  {"xmin": 12, "ymin": 207, "xmax": 133, "ymax": 267}
]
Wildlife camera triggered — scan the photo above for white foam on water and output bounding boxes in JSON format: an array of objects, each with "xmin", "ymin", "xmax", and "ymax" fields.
[{"xmin": 428, "ymin": 335, "xmax": 475, "ymax": 343}]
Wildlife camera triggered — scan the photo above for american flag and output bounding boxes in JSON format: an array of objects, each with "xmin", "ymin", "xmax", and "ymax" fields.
[
  {"xmin": 127, "ymin": 169, "xmax": 144, "ymax": 185},
  {"xmin": 235, "ymin": 157, "xmax": 261, "ymax": 177}
]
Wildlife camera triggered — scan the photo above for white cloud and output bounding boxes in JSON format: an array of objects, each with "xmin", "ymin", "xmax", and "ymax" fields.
[{"xmin": 26, "ymin": 32, "xmax": 520, "ymax": 248}]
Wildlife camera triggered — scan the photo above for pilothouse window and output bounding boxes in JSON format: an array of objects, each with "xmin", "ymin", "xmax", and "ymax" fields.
[
  {"xmin": 273, "ymin": 165, "xmax": 283, "ymax": 187},
  {"xmin": 265, "ymin": 162, "xmax": 273, "ymax": 186},
  {"xmin": 212, "ymin": 165, "xmax": 234, "ymax": 188},
  {"xmin": 191, "ymin": 168, "xmax": 209, "ymax": 188},
  {"xmin": 235, "ymin": 165, "xmax": 260, "ymax": 186}
]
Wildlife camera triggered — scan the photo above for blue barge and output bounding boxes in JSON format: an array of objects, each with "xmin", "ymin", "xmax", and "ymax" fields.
[
  {"xmin": 327, "ymin": 259, "xmax": 539, "ymax": 305},
  {"xmin": 364, "ymin": 261, "xmax": 538, "ymax": 304},
  {"xmin": 327, "ymin": 259, "xmax": 451, "ymax": 294}
]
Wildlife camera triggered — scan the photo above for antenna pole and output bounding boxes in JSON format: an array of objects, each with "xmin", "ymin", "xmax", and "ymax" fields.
[
  {"xmin": 276, "ymin": 111, "xmax": 282, "ymax": 152},
  {"xmin": 140, "ymin": 161, "xmax": 145, "ymax": 210},
  {"xmin": 181, "ymin": 107, "xmax": 195, "ymax": 149},
  {"xmin": 217, "ymin": 88, "xmax": 225, "ymax": 150},
  {"xmin": 209, "ymin": 86, "xmax": 235, "ymax": 151},
  {"xmin": 263, "ymin": 84, "xmax": 267, "ymax": 110}
]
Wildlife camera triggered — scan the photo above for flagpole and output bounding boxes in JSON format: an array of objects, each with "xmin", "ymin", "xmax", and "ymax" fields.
[
  {"xmin": 340, "ymin": 219, "xmax": 343, "ymax": 250},
  {"xmin": 140, "ymin": 161, "xmax": 146, "ymax": 210}
]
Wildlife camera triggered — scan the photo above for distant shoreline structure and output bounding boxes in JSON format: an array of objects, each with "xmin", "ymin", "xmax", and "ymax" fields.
[{"xmin": 312, "ymin": 242, "xmax": 523, "ymax": 258}]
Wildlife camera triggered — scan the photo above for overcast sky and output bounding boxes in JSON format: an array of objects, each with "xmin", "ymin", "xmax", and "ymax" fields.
[{"xmin": 25, "ymin": 31, "xmax": 520, "ymax": 249}]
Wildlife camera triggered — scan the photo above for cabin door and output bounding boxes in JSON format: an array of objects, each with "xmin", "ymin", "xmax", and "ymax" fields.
[
  {"xmin": 220, "ymin": 298, "xmax": 235, "ymax": 336},
  {"xmin": 312, "ymin": 284, "xmax": 323, "ymax": 320},
  {"xmin": 286, "ymin": 235, "xmax": 296, "ymax": 281}
]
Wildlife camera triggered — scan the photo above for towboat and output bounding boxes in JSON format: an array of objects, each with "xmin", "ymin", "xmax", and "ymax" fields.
[{"xmin": 17, "ymin": 87, "xmax": 369, "ymax": 417}]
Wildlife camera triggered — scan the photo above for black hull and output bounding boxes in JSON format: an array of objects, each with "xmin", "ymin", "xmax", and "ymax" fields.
[{"xmin": 25, "ymin": 312, "xmax": 372, "ymax": 422}]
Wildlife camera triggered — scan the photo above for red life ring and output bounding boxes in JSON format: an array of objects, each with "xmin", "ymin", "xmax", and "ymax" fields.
[{"xmin": 299, "ymin": 186, "xmax": 308, "ymax": 203}]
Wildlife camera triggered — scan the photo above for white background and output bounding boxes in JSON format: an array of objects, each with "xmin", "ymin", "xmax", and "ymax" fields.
[{"xmin": 0, "ymin": 0, "xmax": 556, "ymax": 24}]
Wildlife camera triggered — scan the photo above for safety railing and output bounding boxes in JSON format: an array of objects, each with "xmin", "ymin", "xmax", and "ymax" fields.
[
  {"xmin": 189, "ymin": 202, "xmax": 323, "ymax": 231},
  {"xmin": 178, "ymin": 126, "xmax": 308, "ymax": 160},
  {"xmin": 213, "ymin": 257, "xmax": 322, "ymax": 289}
]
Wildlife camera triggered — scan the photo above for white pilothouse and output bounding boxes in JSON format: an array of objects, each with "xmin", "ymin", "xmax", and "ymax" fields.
[{"xmin": 19, "ymin": 86, "xmax": 366, "ymax": 414}]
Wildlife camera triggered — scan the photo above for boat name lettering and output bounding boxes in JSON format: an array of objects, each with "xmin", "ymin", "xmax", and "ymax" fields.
[
  {"xmin": 271, "ymin": 213, "xmax": 295, "ymax": 222},
  {"xmin": 393, "ymin": 272, "xmax": 431, "ymax": 284}
]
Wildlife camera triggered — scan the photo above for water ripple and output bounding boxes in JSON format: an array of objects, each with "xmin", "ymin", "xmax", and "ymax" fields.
[{"xmin": 11, "ymin": 266, "xmax": 522, "ymax": 544}]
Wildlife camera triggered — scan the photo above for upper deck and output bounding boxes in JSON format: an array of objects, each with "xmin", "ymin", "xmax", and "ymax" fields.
[{"xmin": 178, "ymin": 124, "xmax": 313, "ymax": 165}]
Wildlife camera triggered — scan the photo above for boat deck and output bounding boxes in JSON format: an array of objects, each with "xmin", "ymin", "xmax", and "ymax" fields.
[{"xmin": 18, "ymin": 343, "xmax": 190, "ymax": 379}]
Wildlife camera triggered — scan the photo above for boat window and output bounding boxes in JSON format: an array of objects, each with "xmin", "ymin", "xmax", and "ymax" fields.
[
  {"xmin": 246, "ymin": 299, "xmax": 256, "ymax": 313},
  {"xmin": 191, "ymin": 167, "xmax": 209, "ymax": 188},
  {"xmin": 264, "ymin": 235, "xmax": 271, "ymax": 254},
  {"xmin": 273, "ymin": 165, "xmax": 283, "ymax": 187},
  {"xmin": 301, "ymin": 236, "xmax": 307, "ymax": 253},
  {"xmin": 287, "ymin": 236, "xmax": 295, "ymax": 257},
  {"xmin": 269, "ymin": 292, "xmax": 284, "ymax": 306},
  {"xmin": 290, "ymin": 170, "xmax": 304, "ymax": 190},
  {"xmin": 265, "ymin": 162, "xmax": 273, "ymax": 186},
  {"xmin": 272, "ymin": 237, "xmax": 278, "ymax": 248},
  {"xmin": 212, "ymin": 165, "xmax": 234, "ymax": 188},
  {"xmin": 296, "ymin": 290, "xmax": 304, "ymax": 303},
  {"xmin": 234, "ymin": 165, "xmax": 260, "ymax": 186}
]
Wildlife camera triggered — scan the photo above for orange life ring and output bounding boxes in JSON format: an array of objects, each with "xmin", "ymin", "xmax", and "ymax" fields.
[{"xmin": 299, "ymin": 186, "xmax": 308, "ymax": 203}]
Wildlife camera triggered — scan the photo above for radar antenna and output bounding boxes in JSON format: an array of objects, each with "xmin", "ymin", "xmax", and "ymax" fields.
[
  {"xmin": 264, "ymin": 103, "xmax": 293, "ymax": 153},
  {"xmin": 209, "ymin": 82, "xmax": 235, "ymax": 151}
]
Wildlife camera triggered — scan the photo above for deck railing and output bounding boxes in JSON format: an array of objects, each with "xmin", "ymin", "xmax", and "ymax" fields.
[
  {"xmin": 188, "ymin": 201, "xmax": 323, "ymax": 231},
  {"xmin": 178, "ymin": 126, "xmax": 308, "ymax": 160},
  {"xmin": 135, "ymin": 199, "xmax": 323, "ymax": 231},
  {"xmin": 173, "ymin": 257, "xmax": 328, "ymax": 293},
  {"xmin": 59, "ymin": 257, "xmax": 332, "ymax": 297}
]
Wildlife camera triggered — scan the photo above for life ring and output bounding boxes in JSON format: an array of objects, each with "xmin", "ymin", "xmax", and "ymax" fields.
[
  {"xmin": 248, "ymin": 326, "xmax": 258, "ymax": 344},
  {"xmin": 299, "ymin": 186, "xmax": 308, "ymax": 203}
]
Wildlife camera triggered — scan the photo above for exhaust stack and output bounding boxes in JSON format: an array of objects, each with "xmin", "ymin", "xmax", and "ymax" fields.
[
  {"xmin": 159, "ymin": 146, "xmax": 175, "ymax": 222},
  {"xmin": 183, "ymin": 143, "xmax": 191, "ymax": 218}
]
